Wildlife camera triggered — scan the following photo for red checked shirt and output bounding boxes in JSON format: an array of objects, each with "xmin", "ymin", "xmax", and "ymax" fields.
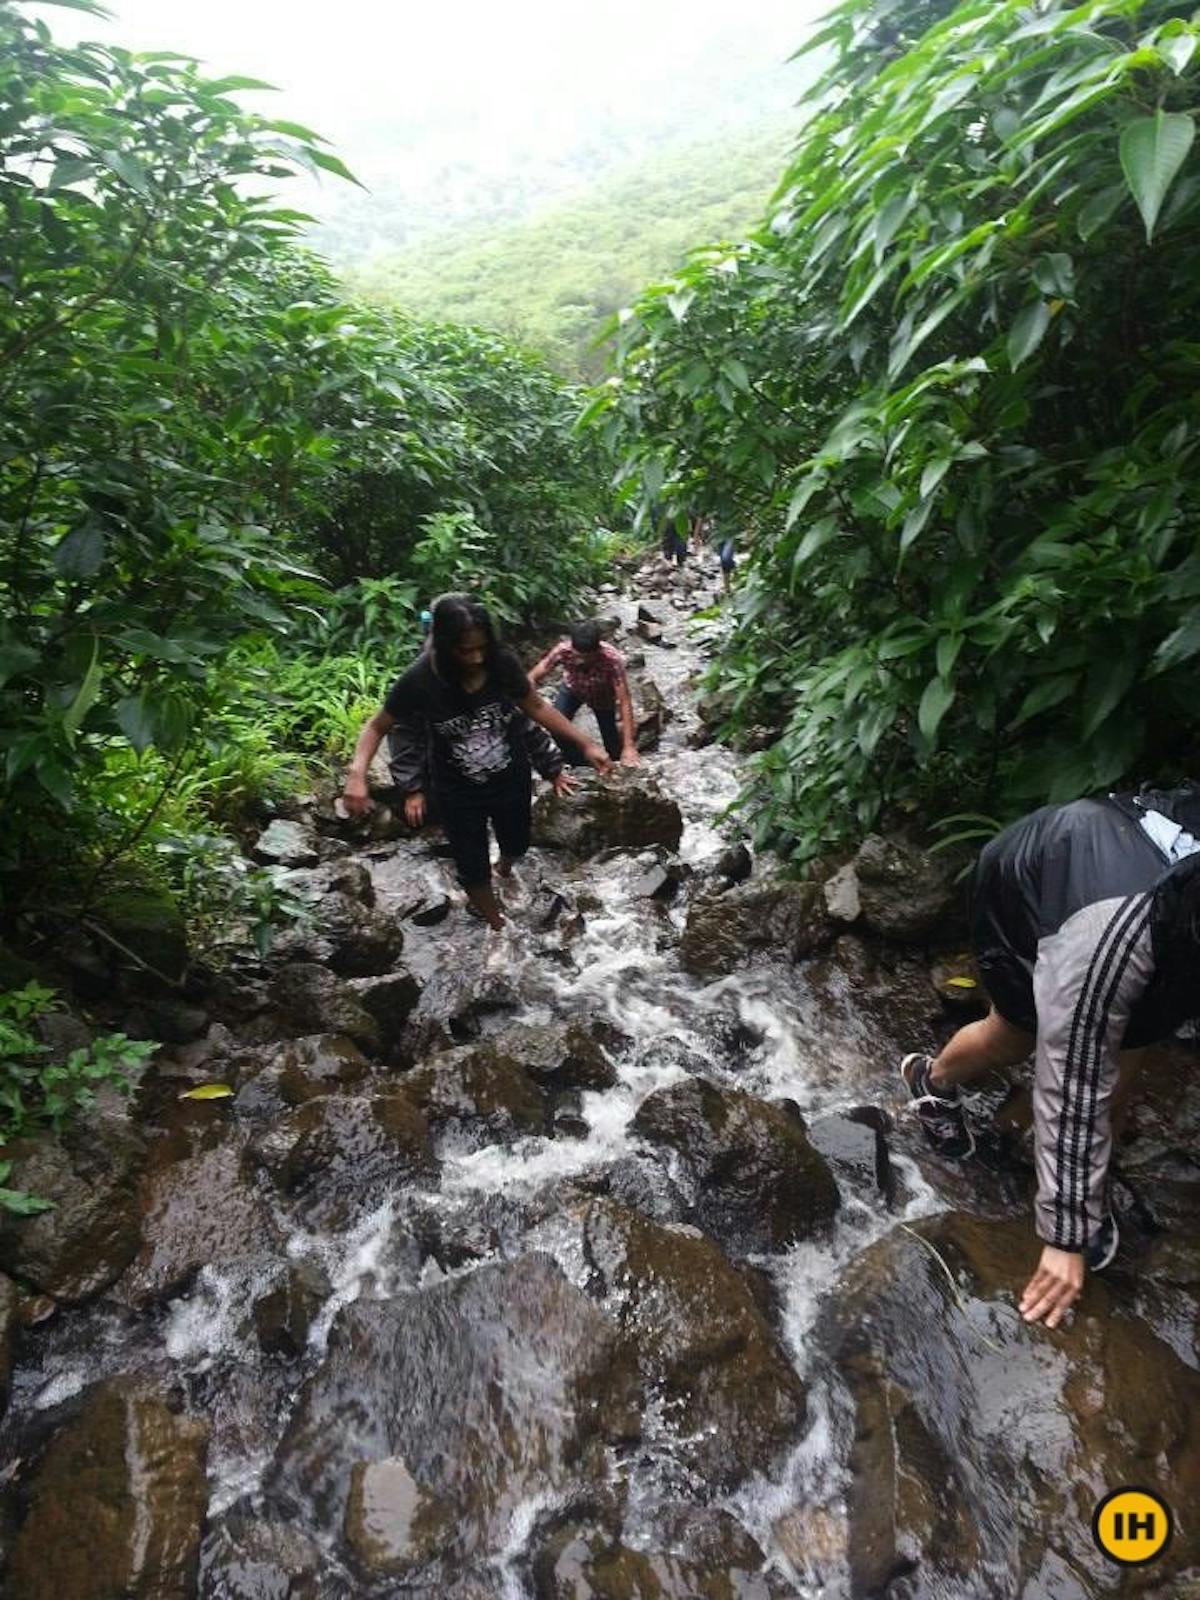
[{"xmin": 543, "ymin": 640, "xmax": 627, "ymax": 707}]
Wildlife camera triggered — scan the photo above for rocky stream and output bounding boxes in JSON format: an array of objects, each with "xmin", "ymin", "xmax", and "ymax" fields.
[{"xmin": 0, "ymin": 556, "xmax": 1198, "ymax": 1599}]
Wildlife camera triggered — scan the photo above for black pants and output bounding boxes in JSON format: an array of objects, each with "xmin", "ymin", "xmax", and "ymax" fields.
[
  {"xmin": 553, "ymin": 685, "xmax": 622, "ymax": 765},
  {"xmin": 437, "ymin": 767, "xmax": 532, "ymax": 888}
]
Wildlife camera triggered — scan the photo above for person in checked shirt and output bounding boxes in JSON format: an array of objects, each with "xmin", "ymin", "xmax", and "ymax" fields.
[{"xmin": 528, "ymin": 621, "xmax": 641, "ymax": 768}]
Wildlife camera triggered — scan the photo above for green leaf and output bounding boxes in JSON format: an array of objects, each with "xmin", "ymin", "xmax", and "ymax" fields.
[
  {"xmin": 1076, "ymin": 184, "xmax": 1128, "ymax": 241},
  {"xmin": 918, "ymin": 677, "xmax": 956, "ymax": 743},
  {"xmin": 178, "ymin": 1083, "xmax": 234, "ymax": 1100},
  {"xmin": 936, "ymin": 634, "xmax": 963, "ymax": 678},
  {"xmin": 1119, "ymin": 111, "xmax": 1195, "ymax": 243},
  {"xmin": 63, "ymin": 641, "xmax": 102, "ymax": 739},
  {"xmin": 1151, "ymin": 615, "xmax": 1200, "ymax": 674},
  {"xmin": 791, "ymin": 514, "xmax": 838, "ymax": 571},
  {"xmin": 1007, "ymin": 301, "xmax": 1051, "ymax": 370},
  {"xmin": 920, "ymin": 458, "xmax": 951, "ymax": 499},
  {"xmin": 721, "ymin": 358, "xmax": 752, "ymax": 394},
  {"xmin": 308, "ymin": 149, "xmax": 365, "ymax": 188},
  {"xmin": 1081, "ymin": 651, "xmax": 1137, "ymax": 738},
  {"xmin": 1156, "ymin": 27, "xmax": 1197, "ymax": 77},
  {"xmin": 873, "ymin": 190, "xmax": 912, "ymax": 264},
  {"xmin": 1031, "ymin": 254, "xmax": 1074, "ymax": 299},
  {"xmin": 53, "ymin": 521, "xmax": 106, "ymax": 580},
  {"xmin": 0, "ymin": 641, "xmax": 40, "ymax": 688},
  {"xmin": 1011, "ymin": 675, "xmax": 1077, "ymax": 727},
  {"xmin": 116, "ymin": 692, "xmax": 157, "ymax": 754},
  {"xmin": 98, "ymin": 150, "xmax": 152, "ymax": 199}
]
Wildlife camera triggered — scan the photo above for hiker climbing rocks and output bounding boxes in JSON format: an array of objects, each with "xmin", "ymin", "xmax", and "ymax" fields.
[
  {"xmin": 342, "ymin": 593, "xmax": 612, "ymax": 931},
  {"xmin": 528, "ymin": 620, "xmax": 641, "ymax": 768},
  {"xmin": 901, "ymin": 783, "xmax": 1200, "ymax": 1328}
]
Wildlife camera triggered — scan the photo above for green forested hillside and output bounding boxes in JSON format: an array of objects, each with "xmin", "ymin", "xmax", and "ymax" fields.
[{"xmin": 346, "ymin": 117, "xmax": 793, "ymax": 381}]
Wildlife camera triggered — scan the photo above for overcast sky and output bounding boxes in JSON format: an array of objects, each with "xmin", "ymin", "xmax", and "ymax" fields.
[{"xmin": 34, "ymin": 1, "xmax": 822, "ymax": 169}]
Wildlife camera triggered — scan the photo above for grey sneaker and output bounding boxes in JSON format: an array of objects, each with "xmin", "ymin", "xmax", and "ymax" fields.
[
  {"xmin": 900, "ymin": 1052, "xmax": 975, "ymax": 1160},
  {"xmin": 1084, "ymin": 1211, "xmax": 1119, "ymax": 1273}
]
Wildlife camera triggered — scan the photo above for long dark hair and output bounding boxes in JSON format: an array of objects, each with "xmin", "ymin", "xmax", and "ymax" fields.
[{"xmin": 427, "ymin": 592, "xmax": 506, "ymax": 689}]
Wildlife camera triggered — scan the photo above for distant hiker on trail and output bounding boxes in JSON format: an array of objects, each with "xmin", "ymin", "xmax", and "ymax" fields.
[
  {"xmin": 660, "ymin": 516, "xmax": 687, "ymax": 568},
  {"xmin": 900, "ymin": 783, "xmax": 1200, "ymax": 1329},
  {"xmin": 718, "ymin": 534, "xmax": 736, "ymax": 593},
  {"xmin": 342, "ymin": 593, "xmax": 612, "ymax": 931},
  {"xmin": 528, "ymin": 621, "xmax": 641, "ymax": 768}
]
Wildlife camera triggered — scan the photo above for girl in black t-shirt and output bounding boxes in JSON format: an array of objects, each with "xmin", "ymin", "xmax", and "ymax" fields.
[{"xmin": 343, "ymin": 593, "xmax": 612, "ymax": 930}]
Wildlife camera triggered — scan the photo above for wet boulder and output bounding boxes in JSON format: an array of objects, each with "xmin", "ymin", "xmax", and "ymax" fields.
[
  {"xmin": 0, "ymin": 1108, "xmax": 145, "ymax": 1304},
  {"xmin": 251, "ymin": 819, "xmax": 321, "ymax": 868},
  {"xmin": 817, "ymin": 1212, "xmax": 1200, "ymax": 1597},
  {"xmin": 851, "ymin": 833, "xmax": 962, "ymax": 943},
  {"xmin": 679, "ymin": 875, "xmax": 829, "ymax": 977},
  {"xmin": 578, "ymin": 1199, "xmax": 808, "ymax": 1490},
  {"xmin": 343, "ymin": 1457, "xmax": 457, "ymax": 1581},
  {"xmin": 253, "ymin": 1260, "xmax": 331, "ymax": 1359},
  {"xmin": 802, "ymin": 935, "xmax": 942, "ymax": 1064},
  {"xmin": 5, "ymin": 1377, "xmax": 209, "ymax": 1600},
  {"xmin": 268, "ymin": 963, "xmax": 381, "ymax": 1053},
  {"xmin": 276, "ymin": 1033, "xmax": 371, "ymax": 1104},
  {"xmin": 120, "ymin": 1142, "xmax": 278, "ymax": 1306},
  {"xmin": 347, "ymin": 969, "xmax": 422, "ymax": 1050},
  {"xmin": 632, "ymin": 675, "xmax": 671, "ymax": 752},
  {"xmin": 268, "ymin": 892, "xmax": 404, "ymax": 977},
  {"xmin": 92, "ymin": 880, "xmax": 189, "ymax": 987},
  {"xmin": 404, "ymin": 1043, "xmax": 550, "ymax": 1149},
  {"xmin": 631, "ymin": 1078, "xmax": 839, "ymax": 1253},
  {"xmin": 199, "ymin": 1513, "xmax": 329, "ymax": 1600},
  {"xmin": 249, "ymin": 1093, "xmax": 436, "ymax": 1227},
  {"xmin": 712, "ymin": 840, "xmax": 753, "ymax": 885},
  {"xmin": 533, "ymin": 1519, "xmax": 790, "ymax": 1599},
  {"xmin": 491, "ymin": 1021, "xmax": 618, "ymax": 1093},
  {"xmin": 267, "ymin": 1253, "xmax": 639, "ymax": 1576},
  {"xmin": 278, "ymin": 855, "xmax": 374, "ymax": 905},
  {"xmin": 808, "ymin": 1110, "xmax": 894, "ymax": 1205},
  {"xmin": 532, "ymin": 769, "xmax": 683, "ymax": 857}
]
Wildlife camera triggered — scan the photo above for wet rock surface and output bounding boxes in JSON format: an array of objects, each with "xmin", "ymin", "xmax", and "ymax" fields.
[
  {"xmin": 533, "ymin": 768, "xmax": 684, "ymax": 855},
  {"xmin": 818, "ymin": 1211, "xmax": 1200, "ymax": 1596},
  {"xmin": 680, "ymin": 873, "xmax": 829, "ymax": 976},
  {"xmin": 0, "ymin": 1108, "xmax": 145, "ymax": 1303},
  {"xmin": 631, "ymin": 1077, "xmax": 840, "ymax": 1253},
  {"xmin": 578, "ymin": 1198, "xmax": 809, "ymax": 1490},
  {"xmin": 6, "ymin": 1377, "xmax": 209, "ymax": 1600},
  {"xmin": 4, "ymin": 557, "xmax": 1200, "ymax": 1600},
  {"xmin": 268, "ymin": 1252, "xmax": 638, "ymax": 1574}
]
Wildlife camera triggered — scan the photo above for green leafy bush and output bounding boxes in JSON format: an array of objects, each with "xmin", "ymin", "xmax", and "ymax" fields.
[
  {"xmin": 593, "ymin": 0, "xmax": 1200, "ymax": 860},
  {"xmin": 0, "ymin": 982, "xmax": 156, "ymax": 1187}
]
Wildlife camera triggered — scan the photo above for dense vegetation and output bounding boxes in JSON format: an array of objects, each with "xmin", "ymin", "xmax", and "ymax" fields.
[
  {"xmin": 350, "ymin": 118, "xmax": 793, "ymax": 381},
  {"xmin": 0, "ymin": 0, "xmax": 609, "ymax": 946},
  {"xmin": 593, "ymin": 0, "xmax": 1200, "ymax": 861}
]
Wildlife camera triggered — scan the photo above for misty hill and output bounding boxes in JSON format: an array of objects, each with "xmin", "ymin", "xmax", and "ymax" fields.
[
  {"xmin": 343, "ymin": 115, "xmax": 793, "ymax": 381},
  {"xmin": 308, "ymin": 5, "xmax": 809, "ymax": 261}
]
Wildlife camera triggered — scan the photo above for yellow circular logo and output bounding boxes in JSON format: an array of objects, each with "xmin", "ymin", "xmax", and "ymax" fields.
[{"xmin": 1092, "ymin": 1487, "xmax": 1173, "ymax": 1566}]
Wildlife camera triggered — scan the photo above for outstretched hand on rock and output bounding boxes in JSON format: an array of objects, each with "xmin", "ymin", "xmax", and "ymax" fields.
[
  {"xmin": 585, "ymin": 743, "xmax": 614, "ymax": 776},
  {"xmin": 552, "ymin": 770, "xmax": 577, "ymax": 798},
  {"xmin": 1020, "ymin": 1244, "xmax": 1084, "ymax": 1329},
  {"xmin": 342, "ymin": 774, "xmax": 372, "ymax": 817}
]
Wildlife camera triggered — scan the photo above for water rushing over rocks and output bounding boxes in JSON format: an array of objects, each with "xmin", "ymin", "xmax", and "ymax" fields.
[{"xmin": 1, "ymin": 558, "xmax": 1198, "ymax": 1598}]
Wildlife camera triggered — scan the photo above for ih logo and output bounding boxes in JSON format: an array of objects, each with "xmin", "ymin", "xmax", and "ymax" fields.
[{"xmin": 1092, "ymin": 1487, "xmax": 1172, "ymax": 1566}]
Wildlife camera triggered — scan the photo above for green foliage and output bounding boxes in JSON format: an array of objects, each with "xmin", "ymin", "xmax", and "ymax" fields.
[
  {"xmin": 595, "ymin": 0, "xmax": 1200, "ymax": 860},
  {"xmin": 348, "ymin": 119, "xmax": 793, "ymax": 381},
  {"xmin": 0, "ymin": 2, "xmax": 609, "ymax": 934},
  {"xmin": 0, "ymin": 983, "xmax": 156, "ymax": 1175}
]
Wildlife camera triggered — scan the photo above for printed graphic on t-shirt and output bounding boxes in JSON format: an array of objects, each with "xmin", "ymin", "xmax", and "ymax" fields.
[{"xmin": 435, "ymin": 702, "xmax": 514, "ymax": 784}]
